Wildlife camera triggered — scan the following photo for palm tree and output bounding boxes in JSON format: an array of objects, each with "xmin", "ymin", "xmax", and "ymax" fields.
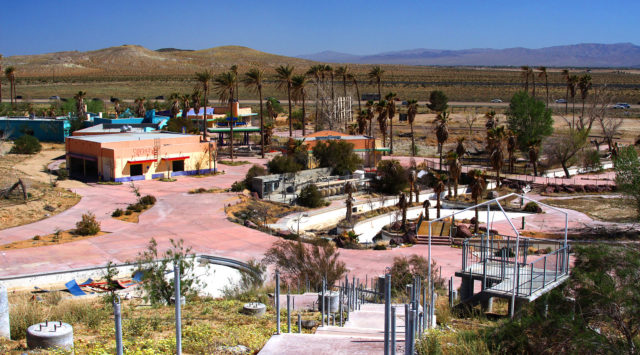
[
  {"xmin": 230, "ymin": 64, "xmax": 239, "ymax": 101},
  {"xmin": 434, "ymin": 174, "xmax": 446, "ymax": 219},
  {"xmin": 365, "ymin": 100, "xmax": 376, "ymax": 167},
  {"xmin": 385, "ymin": 92, "xmax": 397, "ymax": 154},
  {"xmin": 520, "ymin": 66, "xmax": 530, "ymax": 93},
  {"xmin": 243, "ymin": 68, "xmax": 265, "ymax": 157},
  {"xmin": 275, "ymin": 65, "xmax": 295, "ymax": 136},
  {"xmin": 537, "ymin": 66, "xmax": 549, "ymax": 107},
  {"xmin": 191, "ymin": 90, "xmax": 201, "ymax": 121},
  {"xmin": 423, "ymin": 200, "xmax": 430, "ymax": 220},
  {"xmin": 578, "ymin": 74, "xmax": 592, "ymax": 119},
  {"xmin": 335, "ymin": 66, "xmax": 350, "ymax": 98},
  {"xmin": 568, "ymin": 75, "xmax": 579, "ymax": 122},
  {"xmin": 368, "ymin": 66, "xmax": 385, "ymax": 99},
  {"xmin": 356, "ymin": 109, "xmax": 367, "ymax": 135},
  {"xmin": 562, "ymin": 69, "xmax": 570, "ymax": 114},
  {"xmin": 168, "ymin": 93, "xmax": 180, "ymax": 119},
  {"xmin": 507, "ymin": 132, "xmax": 517, "ymax": 173},
  {"xmin": 214, "ymin": 71, "xmax": 237, "ymax": 159},
  {"xmin": 195, "ymin": 70, "xmax": 213, "ymax": 140},
  {"xmin": 488, "ymin": 126, "xmax": 505, "ymax": 187},
  {"xmin": 113, "ymin": 98, "xmax": 122, "ymax": 118},
  {"xmin": 456, "ymin": 137, "xmax": 466, "ymax": 157},
  {"xmin": 306, "ymin": 65, "xmax": 323, "ymax": 131},
  {"xmin": 407, "ymin": 99, "xmax": 418, "ymax": 156},
  {"xmin": 347, "ymin": 72, "xmax": 361, "ymax": 113},
  {"xmin": 448, "ymin": 152, "xmax": 462, "ymax": 198},
  {"xmin": 469, "ymin": 169, "xmax": 485, "ymax": 234},
  {"xmin": 4, "ymin": 66, "xmax": 15, "ymax": 107},
  {"xmin": 435, "ymin": 111, "xmax": 450, "ymax": 170},
  {"xmin": 408, "ymin": 170, "xmax": 416, "ymax": 204},
  {"xmin": 180, "ymin": 94, "xmax": 191, "ymax": 121},
  {"xmin": 291, "ymin": 74, "xmax": 309, "ymax": 136},
  {"xmin": 375, "ymin": 100, "xmax": 388, "ymax": 147},
  {"xmin": 134, "ymin": 97, "xmax": 146, "ymax": 118},
  {"xmin": 528, "ymin": 141, "xmax": 540, "ymax": 177},
  {"xmin": 74, "ymin": 91, "xmax": 87, "ymax": 119}
]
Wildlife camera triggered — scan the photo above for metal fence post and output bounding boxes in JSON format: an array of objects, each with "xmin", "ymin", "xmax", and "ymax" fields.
[
  {"xmin": 174, "ymin": 263, "xmax": 182, "ymax": 355},
  {"xmin": 113, "ymin": 296, "xmax": 123, "ymax": 355},
  {"xmin": 391, "ymin": 306, "xmax": 396, "ymax": 355},
  {"xmin": 275, "ymin": 270, "xmax": 280, "ymax": 335},
  {"xmin": 287, "ymin": 293, "xmax": 291, "ymax": 333},
  {"xmin": 384, "ymin": 273, "xmax": 391, "ymax": 355},
  {"xmin": 297, "ymin": 313, "xmax": 301, "ymax": 333},
  {"xmin": 404, "ymin": 304, "xmax": 410, "ymax": 355},
  {"xmin": 321, "ymin": 278, "xmax": 325, "ymax": 327}
]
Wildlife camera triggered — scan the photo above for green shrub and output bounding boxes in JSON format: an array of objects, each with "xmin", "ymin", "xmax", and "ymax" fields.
[
  {"xmin": 582, "ymin": 149, "xmax": 602, "ymax": 172},
  {"xmin": 112, "ymin": 209, "xmax": 124, "ymax": 217},
  {"xmin": 243, "ymin": 164, "xmax": 267, "ymax": 190},
  {"xmin": 373, "ymin": 160, "xmax": 408, "ymax": 194},
  {"xmin": 373, "ymin": 244, "xmax": 387, "ymax": 250},
  {"xmin": 267, "ymin": 155, "xmax": 303, "ymax": 174},
  {"xmin": 140, "ymin": 195, "xmax": 157, "ymax": 206},
  {"xmin": 523, "ymin": 201, "xmax": 542, "ymax": 213},
  {"xmin": 75, "ymin": 212, "xmax": 101, "ymax": 236},
  {"xmin": 56, "ymin": 168, "xmax": 69, "ymax": 180},
  {"xmin": 297, "ymin": 184, "xmax": 324, "ymax": 208},
  {"xmin": 231, "ymin": 181, "xmax": 246, "ymax": 192},
  {"xmin": 127, "ymin": 203, "xmax": 144, "ymax": 212},
  {"xmin": 10, "ymin": 135, "xmax": 42, "ymax": 154},
  {"xmin": 125, "ymin": 210, "xmax": 132, "ymax": 215},
  {"xmin": 312, "ymin": 140, "xmax": 362, "ymax": 175}
]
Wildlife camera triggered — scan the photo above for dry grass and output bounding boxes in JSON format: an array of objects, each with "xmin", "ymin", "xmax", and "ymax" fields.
[
  {"xmin": 226, "ymin": 196, "xmax": 307, "ymax": 225},
  {"xmin": 0, "ymin": 229, "xmax": 108, "ymax": 250},
  {"xmin": 540, "ymin": 196, "xmax": 637, "ymax": 223}
]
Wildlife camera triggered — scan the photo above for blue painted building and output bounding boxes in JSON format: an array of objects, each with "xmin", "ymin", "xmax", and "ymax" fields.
[{"xmin": 0, "ymin": 117, "xmax": 71, "ymax": 142}]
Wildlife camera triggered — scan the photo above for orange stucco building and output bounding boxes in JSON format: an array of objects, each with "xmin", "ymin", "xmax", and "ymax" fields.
[
  {"xmin": 301, "ymin": 130, "xmax": 389, "ymax": 169},
  {"xmin": 65, "ymin": 133, "xmax": 215, "ymax": 182}
]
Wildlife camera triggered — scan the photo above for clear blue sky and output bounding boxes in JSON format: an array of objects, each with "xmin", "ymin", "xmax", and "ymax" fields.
[{"xmin": 1, "ymin": 0, "xmax": 638, "ymax": 57}]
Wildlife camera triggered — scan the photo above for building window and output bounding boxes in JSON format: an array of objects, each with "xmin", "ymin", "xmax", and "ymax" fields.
[
  {"xmin": 172, "ymin": 160, "xmax": 185, "ymax": 172},
  {"xmin": 130, "ymin": 164, "xmax": 143, "ymax": 176}
]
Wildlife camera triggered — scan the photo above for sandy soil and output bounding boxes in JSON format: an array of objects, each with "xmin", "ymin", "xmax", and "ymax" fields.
[
  {"xmin": 540, "ymin": 196, "xmax": 636, "ymax": 223},
  {"xmin": 0, "ymin": 230, "xmax": 108, "ymax": 250}
]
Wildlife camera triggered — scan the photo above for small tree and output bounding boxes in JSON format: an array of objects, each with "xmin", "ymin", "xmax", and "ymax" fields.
[
  {"xmin": 427, "ymin": 90, "xmax": 448, "ymax": 112},
  {"xmin": 312, "ymin": 140, "xmax": 362, "ymax": 175},
  {"xmin": 135, "ymin": 238, "xmax": 200, "ymax": 305},
  {"xmin": 243, "ymin": 164, "xmax": 267, "ymax": 191},
  {"xmin": 263, "ymin": 240, "xmax": 347, "ymax": 289},
  {"xmin": 267, "ymin": 155, "xmax": 302, "ymax": 174},
  {"xmin": 544, "ymin": 129, "xmax": 588, "ymax": 178},
  {"xmin": 297, "ymin": 184, "xmax": 324, "ymax": 208},
  {"xmin": 614, "ymin": 146, "xmax": 640, "ymax": 219},
  {"xmin": 389, "ymin": 255, "xmax": 445, "ymax": 297},
  {"xmin": 75, "ymin": 212, "xmax": 101, "ymax": 236},
  {"xmin": 374, "ymin": 160, "xmax": 408, "ymax": 194},
  {"xmin": 10, "ymin": 135, "xmax": 42, "ymax": 154}
]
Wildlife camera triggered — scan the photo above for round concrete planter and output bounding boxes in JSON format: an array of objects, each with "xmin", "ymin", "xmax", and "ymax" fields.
[
  {"xmin": 27, "ymin": 321, "xmax": 73, "ymax": 351},
  {"xmin": 317, "ymin": 291, "xmax": 340, "ymax": 313},
  {"xmin": 242, "ymin": 302, "xmax": 266, "ymax": 317}
]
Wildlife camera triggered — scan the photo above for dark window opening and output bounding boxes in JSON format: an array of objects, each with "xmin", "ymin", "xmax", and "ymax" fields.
[
  {"xmin": 130, "ymin": 164, "xmax": 143, "ymax": 176},
  {"xmin": 172, "ymin": 160, "xmax": 184, "ymax": 172}
]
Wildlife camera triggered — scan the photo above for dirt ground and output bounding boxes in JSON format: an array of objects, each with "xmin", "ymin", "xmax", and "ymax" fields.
[
  {"xmin": 226, "ymin": 196, "xmax": 307, "ymax": 225},
  {"xmin": 0, "ymin": 143, "xmax": 82, "ymax": 230},
  {"xmin": 0, "ymin": 229, "xmax": 108, "ymax": 250},
  {"xmin": 540, "ymin": 196, "xmax": 637, "ymax": 223}
]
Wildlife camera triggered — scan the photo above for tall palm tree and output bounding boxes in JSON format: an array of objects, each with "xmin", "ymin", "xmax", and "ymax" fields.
[
  {"xmin": 214, "ymin": 71, "xmax": 237, "ymax": 159},
  {"xmin": 488, "ymin": 126, "xmax": 505, "ymax": 187},
  {"xmin": 469, "ymin": 169, "xmax": 485, "ymax": 234},
  {"xmin": 375, "ymin": 100, "xmax": 388, "ymax": 147},
  {"xmin": 568, "ymin": 75, "xmax": 579, "ymax": 122},
  {"xmin": 507, "ymin": 132, "xmax": 517, "ymax": 173},
  {"xmin": 275, "ymin": 65, "xmax": 295, "ymax": 136},
  {"xmin": 230, "ymin": 64, "xmax": 239, "ymax": 101},
  {"xmin": 195, "ymin": 70, "xmax": 213, "ymax": 140},
  {"xmin": 434, "ymin": 174, "xmax": 446, "ymax": 219},
  {"xmin": 306, "ymin": 65, "xmax": 323, "ymax": 131},
  {"xmin": 578, "ymin": 74, "xmax": 592, "ymax": 119},
  {"xmin": 134, "ymin": 97, "xmax": 146, "ymax": 118},
  {"xmin": 356, "ymin": 109, "xmax": 367, "ymax": 135},
  {"xmin": 528, "ymin": 141, "xmax": 540, "ymax": 177},
  {"xmin": 168, "ymin": 93, "xmax": 180, "ymax": 119},
  {"xmin": 408, "ymin": 170, "xmax": 416, "ymax": 204},
  {"xmin": 191, "ymin": 90, "xmax": 201, "ymax": 121},
  {"xmin": 562, "ymin": 69, "xmax": 570, "ymax": 114},
  {"xmin": 456, "ymin": 137, "xmax": 466, "ymax": 157},
  {"xmin": 347, "ymin": 72, "xmax": 361, "ymax": 113},
  {"xmin": 335, "ymin": 66, "xmax": 350, "ymax": 98},
  {"xmin": 385, "ymin": 92, "xmax": 397, "ymax": 154},
  {"xmin": 180, "ymin": 94, "xmax": 191, "ymax": 121},
  {"xmin": 365, "ymin": 100, "xmax": 376, "ymax": 167},
  {"xmin": 368, "ymin": 66, "xmax": 385, "ymax": 99},
  {"xmin": 520, "ymin": 66, "xmax": 530, "ymax": 93},
  {"xmin": 113, "ymin": 98, "xmax": 122, "ymax": 118},
  {"xmin": 291, "ymin": 74, "xmax": 309, "ymax": 136},
  {"xmin": 537, "ymin": 66, "xmax": 549, "ymax": 107},
  {"xmin": 4, "ymin": 66, "xmax": 15, "ymax": 107},
  {"xmin": 74, "ymin": 91, "xmax": 87, "ymax": 119},
  {"xmin": 448, "ymin": 152, "xmax": 462, "ymax": 198},
  {"xmin": 243, "ymin": 68, "xmax": 266, "ymax": 157},
  {"xmin": 435, "ymin": 111, "xmax": 450, "ymax": 170},
  {"xmin": 407, "ymin": 99, "xmax": 418, "ymax": 156}
]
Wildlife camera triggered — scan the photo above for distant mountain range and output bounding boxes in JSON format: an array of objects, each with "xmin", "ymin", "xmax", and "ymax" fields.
[{"xmin": 298, "ymin": 43, "xmax": 640, "ymax": 67}]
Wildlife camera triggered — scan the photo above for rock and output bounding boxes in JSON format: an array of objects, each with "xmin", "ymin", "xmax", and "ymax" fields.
[
  {"xmin": 470, "ymin": 217, "xmax": 477, "ymax": 225},
  {"xmin": 251, "ymin": 192, "xmax": 260, "ymax": 199},
  {"xmin": 217, "ymin": 345, "xmax": 250, "ymax": 354},
  {"xmin": 565, "ymin": 187, "xmax": 575, "ymax": 194},
  {"xmin": 486, "ymin": 191, "xmax": 499, "ymax": 199},
  {"xmin": 332, "ymin": 236, "xmax": 346, "ymax": 248},
  {"xmin": 301, "ymin": 319, "xmax": 317, "ymax": 329},
  {"xmin": 43, "ymin": 205, "xmax": 56, "ymax": 212},
  {"xmin": 402, "ymin": 230, "xmax": 417, "ymax": 244},
  {"xmin": 391, "ymin": 221, "xmax": 402, "ymax": 231},
  {"xmin": 389, "ymin": 237, "xmax": 404, "ymax": 246},
  {"xmin": 544, "ymin": 186, "xmax": 555, "ymax": 194},
  {"xmin": 584, "ymin": 184, "xmax": 597, "ymax": 192},
  {"xmin": 244, "ymin": 220, "xmax": 258, "ymax": 229},
  {"xmin": 455, "ymin": 224, "xmax": 473, "ymax": 239},
  {"xmin": 574, "ymin": 185, "xmax": 585, "ymax": 193}
]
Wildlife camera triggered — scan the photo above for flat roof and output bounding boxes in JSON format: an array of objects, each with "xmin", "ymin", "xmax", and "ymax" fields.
[
  {"xmin": 207, "ymin": 127, "xmax": 261, "ymax": 133},
  {"xmin": 67, "ymin": 132, "xmax": 196, "ymax": 143}
]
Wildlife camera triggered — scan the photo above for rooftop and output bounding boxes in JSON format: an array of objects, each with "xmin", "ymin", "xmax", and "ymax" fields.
[{"xmin": 67, "ymin": 132, "xmax": 196, "ymax": 143}]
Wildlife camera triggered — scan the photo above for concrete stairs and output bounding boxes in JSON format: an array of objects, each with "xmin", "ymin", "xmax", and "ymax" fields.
[{"xmin": 259, "ymin": 303, "xmax": 407, "ymax": 354}]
